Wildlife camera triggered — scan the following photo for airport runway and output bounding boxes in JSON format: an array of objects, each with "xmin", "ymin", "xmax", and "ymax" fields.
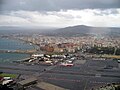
[{"xmin": 0, "ymin": 60, "xmax": 120, "ymax": 90}]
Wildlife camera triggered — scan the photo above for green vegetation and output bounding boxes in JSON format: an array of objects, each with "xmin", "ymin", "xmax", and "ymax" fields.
[
  {"xmin": 87, "ymin": 46, "xmax": 120, "ymax": 55},
  {"xmin": 102, "ymin": 55, "xmax": 120, "ymax": 59},
  {"xmin": 92, "ymin": 54, "xmax": 120, "ymax": 59},
  {"xmin": 0, "ymin": 73, "xmax": 17, "ymax": 78}
]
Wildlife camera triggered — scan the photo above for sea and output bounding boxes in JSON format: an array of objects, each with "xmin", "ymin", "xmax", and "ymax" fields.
[{"xmin": 0, "ymin": 38, "xmax": 36, "ymax": 63}]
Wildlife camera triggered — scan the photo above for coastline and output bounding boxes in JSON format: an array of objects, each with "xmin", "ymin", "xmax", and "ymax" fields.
[{"xmin": 0, "ymin": 37, "xmax": 37, "ymax": 63}]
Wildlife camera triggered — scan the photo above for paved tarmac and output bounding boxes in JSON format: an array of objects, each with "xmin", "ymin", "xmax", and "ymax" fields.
[{"xmin": 0, "ymin": 60, "xmax": 120, "ymax": 90}]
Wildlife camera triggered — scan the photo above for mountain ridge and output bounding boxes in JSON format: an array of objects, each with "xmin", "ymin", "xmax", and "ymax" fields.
[
  {"xmin": 0, "ymin": 25, "xmax": 120, "ymax": 37},
  {"xmin": 51, "ymin": 25, "xmax": 120, "ymax": 37}
]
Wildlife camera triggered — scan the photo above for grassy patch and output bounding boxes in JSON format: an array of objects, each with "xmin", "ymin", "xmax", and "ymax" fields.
[
  {"xmin": 102, "ymin": 55, "xmax": 120, "ymax": 59},
  {"xmin": 0, "ymin": 73, "xmax": 17, "ymax": 78},
  {"xmin": 93, "ymin": 54, "xmax": 120, "ymax": 59}
]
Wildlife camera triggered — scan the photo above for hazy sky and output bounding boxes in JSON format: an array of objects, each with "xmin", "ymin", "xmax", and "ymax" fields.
[{"xmin": 0, "ymin": 0, "xmax": 120, "ymax": 27}]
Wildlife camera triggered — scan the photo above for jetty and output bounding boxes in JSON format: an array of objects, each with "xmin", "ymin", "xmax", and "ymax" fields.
[{"xmin": 0, "ymin": 49, "xmax": 36, "ymax": 54}]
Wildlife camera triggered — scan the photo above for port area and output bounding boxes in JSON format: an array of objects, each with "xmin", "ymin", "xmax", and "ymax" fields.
[
  {"xmin": 13, "ymin": 53, "xmax": 76, "ymax": 66},
  {"xmin": 13, "ymin": 53, "xmax": 120, "ymax": 66}
]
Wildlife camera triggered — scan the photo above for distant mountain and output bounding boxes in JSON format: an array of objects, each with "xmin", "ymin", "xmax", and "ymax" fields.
[
  {"xmin": 50, "ymin": 25, "xmax": 120, "ymax": 37},
  {"xmin": 0, "ymin": 26, "xmax": 56, "ymax": 35},
  {"xmin": 52, "ymin": 25, "xmax": 90, "ymax": 36},
  {"xmin": 0, "ymin": 25, "xmax": 120, "ymax": 37}
]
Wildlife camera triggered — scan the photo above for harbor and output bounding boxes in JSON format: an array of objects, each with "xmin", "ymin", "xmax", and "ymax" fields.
[{"xmin": 0, "ymin": 37, "xmax": 38, "ymax": 63}]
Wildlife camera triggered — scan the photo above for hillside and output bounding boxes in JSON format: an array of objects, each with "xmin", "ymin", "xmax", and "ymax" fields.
[{"xmin": 51, "ymin": 25, "xmax": 120, "ymax": 37}]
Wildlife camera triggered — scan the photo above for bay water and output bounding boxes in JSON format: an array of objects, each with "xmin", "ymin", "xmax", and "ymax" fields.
[{"xmin": 0, "ymin": 38, "xmax": 35, "ymax": 63}]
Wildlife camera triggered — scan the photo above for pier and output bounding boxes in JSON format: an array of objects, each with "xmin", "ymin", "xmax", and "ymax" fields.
[{"xmin": 0, "ymin": 49, "xmax": 36, "ymax": 54}]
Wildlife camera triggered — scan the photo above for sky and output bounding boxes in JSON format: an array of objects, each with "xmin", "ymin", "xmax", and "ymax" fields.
[{"xmin": 0, "ymin": 0, "xmax": 120, "ymax": 28}]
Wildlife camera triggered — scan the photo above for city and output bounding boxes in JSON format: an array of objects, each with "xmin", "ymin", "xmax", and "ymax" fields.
[
  {"xmin": 0, "ymin": 0, "xmax": 120, "ymax": 90},
  {"xmin": 0, "ymin": 31, "xmax": 120, "ymax": 90}
]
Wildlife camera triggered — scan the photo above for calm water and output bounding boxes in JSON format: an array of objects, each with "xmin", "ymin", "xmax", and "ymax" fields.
[
  {"xmin": 0, "ymin": 38, "xmax": 34, "ymax": 50},
  {"xmin": 0, "ymin": 38, "xmax": 35, "ymax": 63},
  {"xmin": 0, "ymin": 53, "xmax": 30, "ymax": 63}
]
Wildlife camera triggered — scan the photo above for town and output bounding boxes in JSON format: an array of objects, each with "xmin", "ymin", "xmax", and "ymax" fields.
[
  {"xmin": 0, "ymin": 0, "xmax": 120, "ymax": 90},
  {"xmin": 0, "ymin": 33, "xmax": 120, "ymax": 90}
]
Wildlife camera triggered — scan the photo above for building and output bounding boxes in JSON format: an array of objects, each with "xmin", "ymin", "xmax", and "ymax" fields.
[{"xmin": 17, "ymin": 77, "xmax": 37, "ymax": 90}]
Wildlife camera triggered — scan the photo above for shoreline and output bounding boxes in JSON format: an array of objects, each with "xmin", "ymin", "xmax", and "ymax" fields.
[{"xmin": 0, "ymin": 37, "xmax": 37, "ymax": 63}]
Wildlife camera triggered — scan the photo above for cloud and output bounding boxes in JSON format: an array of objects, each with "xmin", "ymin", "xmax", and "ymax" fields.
[
  {"xmin": 19, "ymin": 1, "xmax": 26, "ymax": 5},
  {"xmin": 1, "ymin": 0, "xmax": 120, "ymax": 12},
  {"xmin": 0, "ymin": 9, "xmax": 120, "ymax": 27},
  {"xmin": 0, "ymin": 15, "xmax": 31, "ymax": 26}
]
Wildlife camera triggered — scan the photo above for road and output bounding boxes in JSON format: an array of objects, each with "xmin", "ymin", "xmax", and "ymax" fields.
[{"xmin": 0, "ymin": 60, "xmax": 120, "ymax": 90}]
